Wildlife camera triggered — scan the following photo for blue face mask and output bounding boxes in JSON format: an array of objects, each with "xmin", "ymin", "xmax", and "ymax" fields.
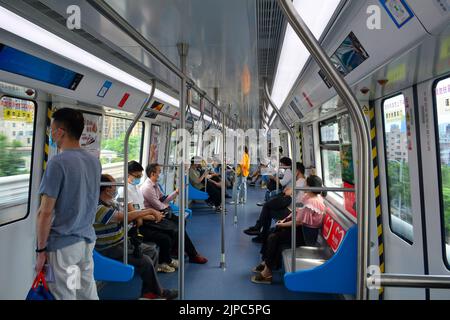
[
  {"xmin": 49, "ymin": 134, "xmax": 57, "ymax": 149},
  {"xmin": 131, "ymin": 178, "xmax": 141, "ymax": 186}
]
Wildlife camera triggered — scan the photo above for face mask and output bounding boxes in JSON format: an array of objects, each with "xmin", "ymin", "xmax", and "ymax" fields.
[
  {"xmin": 49, "ymin": 134, "xmax": 57, "ymax": 149},
  {"xmin": 131, "ymin": 178, "xmax": 141, "ymax": 186}
]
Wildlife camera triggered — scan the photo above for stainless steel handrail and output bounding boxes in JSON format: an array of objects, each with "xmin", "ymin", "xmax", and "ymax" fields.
[
  {"xmin": 123, "ymin": 79, "xmax": 156, "ymax": 264},
  {"xmin": 278, "ymin": 0, "xmax": 371, "ymax": 300},
  {"xmin": 296, "ymin": 187, "xmax": 355, "ymax": 192},
  {"xmin": 177, "ymin": 43, "xmax": 188, "ymax": 300},
  {"xmin": 264, "ymin": 81, "xmax": 298, "ymax": 273},
  {"xmin": 145, "ymin": 108, "xmax": 180, "ymax": 120},
  {"xmin": 100, "ymin": 182, "xmax": 125, "ymax": 187},
  {"xmin": 373, "ymin": 274, "xmax": 450, "ymax": 289}
]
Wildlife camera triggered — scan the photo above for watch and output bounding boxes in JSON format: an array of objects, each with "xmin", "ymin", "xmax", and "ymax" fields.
[{"xmin": 35, "ymin": 247, "xmax": 47, "ymax": 253}]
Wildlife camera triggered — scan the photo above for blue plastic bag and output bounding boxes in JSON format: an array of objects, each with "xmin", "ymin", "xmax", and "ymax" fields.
[{"xmin": 26, "ymin": 271, "xmax": 55, "ymax": 300}]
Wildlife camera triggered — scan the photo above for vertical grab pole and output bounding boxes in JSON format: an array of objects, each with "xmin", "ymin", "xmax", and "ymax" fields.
[
  {"xmin": 264, "ymin": 81, "xmax": 297, "ymax": 273},
  {"xmin": 233, "ymin": 134, "xmax": 238, "ymax": 225},
  {"xmin": 177, "ymin": 43, "xmax": 188, "ymax": 300},
  {"xmin": 123, "ymin": 79, "xmax": 156, "ymax": 264},
  {"xmin": 277, "ymin": 0, "xmax": 371, "ymax": 300},
  {"xmin": 215, "ymin": 87, "xmax": 226, "ymax": 269}
]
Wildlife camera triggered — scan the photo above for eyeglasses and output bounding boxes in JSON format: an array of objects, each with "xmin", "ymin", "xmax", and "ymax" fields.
[{"xmin": 129, "ymin": 173, "xmax": 143, "ymax": 179}]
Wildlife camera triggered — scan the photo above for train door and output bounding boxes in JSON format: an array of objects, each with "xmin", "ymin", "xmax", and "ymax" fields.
[
  {"xmin": 375, "ymin": 87, "xmax": 427, "ymax": 299},
  {"xmin": 418, "ymin": 76, "xmax": 450, "ymax": 299}
]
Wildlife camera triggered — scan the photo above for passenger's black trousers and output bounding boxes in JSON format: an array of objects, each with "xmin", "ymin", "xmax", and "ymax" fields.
[
  {"xmin": 206, "ymin": 180, "xmax": 222, "ymax": 206},
  {"xmin": 260, "ymin": 227, "xmax": 304, "ymax": 271},
  {"xmin": 140, "ymin": 224, "xmax": 198, "ymax": 263},
  {"xmin": 99, "ymin": 242, "xmax": 162, "ymax": 296},
  {"xmin": 254, "ymin": 195, "xmax": 292, "ymax": 240}
]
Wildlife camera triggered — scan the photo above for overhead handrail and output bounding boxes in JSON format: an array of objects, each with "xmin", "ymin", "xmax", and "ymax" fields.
[
  {"xmin": 145, "ymin": 108, "xmax": 180, "ymax": 120},
  {"xmin": 264, "ymin": 80, "xmax": 298, "ymax": 274},
  {"xmin": 122, "ymin": 79, "xmax": 156, "ymax": 264},
  {"xmin": 277, "ymin": 0, "xmax": 371, "ymax": 300}
]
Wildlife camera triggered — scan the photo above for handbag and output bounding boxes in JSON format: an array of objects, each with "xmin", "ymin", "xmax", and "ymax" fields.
[{"xmin": 26, "ymin": 271, "xmax": 55, "ymax": 300}]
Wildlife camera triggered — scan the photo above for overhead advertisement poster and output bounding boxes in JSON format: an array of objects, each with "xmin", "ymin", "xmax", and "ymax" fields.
[
  {"xmin": 1, "ymin": 96, "xmax": 34, "ymax": 123},
  {"xmin": 331, "ymin": 32, "xmax": 370, "ymax": 77},
  {"xmin": 80, "ymin": 112, "xmax": 102, "ymax": 159}
]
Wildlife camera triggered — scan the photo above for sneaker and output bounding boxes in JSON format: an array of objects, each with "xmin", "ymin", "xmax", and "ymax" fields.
[
  {"xmin": 169, "ymin": 259, "xmax": 179, "ymax": 269},
  {"xmin": 251, "ymin": 273, "xmax": 272, "ymax": 284},
  {"xmin": 216, "ymin": 206, "xmax": 227, "ymax": 212},
  {"xmin": 157, "ymin": 263, "xmax": 176, "ymax": 273},
  {"xmin": 252, "ymin": 235, "xmax": 264, "ymax": 243},
  {"xmin": 243, "ymin": 226, "xmax": 260, "ymax": 236},
  {"xmin": 256, "ymin": 202, "xmax": 265, "ymax": 207},
  {"xmin": 161, "ymin": 289, "xmax": 178, "ymax": 300},
  {"xmin": 189, "ymin": 254, "xmax": 208, "ymax": 264}
]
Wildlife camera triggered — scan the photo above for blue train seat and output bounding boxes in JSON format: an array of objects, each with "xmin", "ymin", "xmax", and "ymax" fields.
[
  {"xmin": 282, "ymin": 210, "xmax": 357, "ymax": 295},
  {"xmin": 93, "ymin": 250, "xmax": 134, "ymax": 282},
  {"xmin": 188, "ymin": 184, "xmax": 209, "ymax": 201},
  {"xmin": 170, "ymin": 203, "xmax": 192, "ymax": 219},
  {"xmin": 157, "ymin": 183, "xmax": 192, "ymax": 218}
]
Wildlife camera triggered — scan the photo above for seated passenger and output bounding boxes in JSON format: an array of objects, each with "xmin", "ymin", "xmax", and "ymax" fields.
[
  {"xmin": 189, "ymin": 156, "xmax": 224, "ymax": 212},
  {"xmin": 251, "ymin": 175, "xmax": 326, "ymax": 284},
  {"xmin": 257, "ymin": 157, "xmax": 293, "ymax": 206},
  {"xmin": 95, "ymin": 174, "xmax": 178, "ymax": 300},
  {"xmin": 140, "ymin": 163, "xmax": 208, "ymax": 270},
  {"xmin": 244, "ymin": 163, "xmax": 306, "ymax": 243}
]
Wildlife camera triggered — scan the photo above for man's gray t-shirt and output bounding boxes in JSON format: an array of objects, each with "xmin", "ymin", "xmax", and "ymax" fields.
[{"xmin": 39, "ymin": 149, "xmax": 102, "ymax": 251}]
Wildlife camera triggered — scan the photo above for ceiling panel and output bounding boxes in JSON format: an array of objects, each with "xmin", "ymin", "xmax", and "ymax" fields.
[{"xmin": 105, "ymin": 0, "xmax": 260, "ymax": 129}]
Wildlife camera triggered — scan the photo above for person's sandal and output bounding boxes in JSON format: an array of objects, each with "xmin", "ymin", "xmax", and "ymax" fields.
[
  {"xmin": 252, "ymin": 264, "xmax": 265, "ymax": 273},
  {"xmin": 251, "ymin": 273, "xmax": 272, "ymax": 284}
]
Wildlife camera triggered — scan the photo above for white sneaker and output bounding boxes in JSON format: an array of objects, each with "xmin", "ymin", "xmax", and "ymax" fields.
[
  {"xmin": 169, "ymin": 259, "xmax": 179, "ymax": 269},
  {"xmin": 157, "ymin": 263, "xmax": 176, "ymax": 273}
]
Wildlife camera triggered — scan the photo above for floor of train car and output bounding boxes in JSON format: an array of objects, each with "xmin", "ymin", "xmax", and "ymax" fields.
[{"xmin": 98, "ymin": 187, "xmax": 341, "ymax": 300}]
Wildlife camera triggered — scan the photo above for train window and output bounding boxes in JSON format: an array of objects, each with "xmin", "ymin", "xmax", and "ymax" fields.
[
  {"xmin": 382, "ymin": 94, "xmax": 413, "ymax": 243},
  {"xmin": 100, "ymin": 115, "xmax": 144, "ymax": 181},
  {"xmin": 0, "ymin": 96, "xmax": 36, "ymax": 225},
  {"xmin": 434, "ymin": 77, "xmax": 450, "ymax": 266},
  {"xmin": 320, "ymin": 117, "xmax": 344, "ymax": 199}
]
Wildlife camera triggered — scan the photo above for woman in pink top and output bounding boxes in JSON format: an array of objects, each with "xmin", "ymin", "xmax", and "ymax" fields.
[{"xmin": 251, "ymin": 175, "xmax": 326, "ymax": 284}]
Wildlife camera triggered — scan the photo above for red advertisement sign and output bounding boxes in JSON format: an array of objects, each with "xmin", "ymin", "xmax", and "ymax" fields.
[
  {"xmin": 344, "ymin": 181, "xmax": 357, "ymax": 219},
  {"xmin": 328, "ymin": 223, "xmax": 346, "ymax": 253},
  {"xmin": 322, "ymin": 212, "xmax": 334, "ymax": 240}
]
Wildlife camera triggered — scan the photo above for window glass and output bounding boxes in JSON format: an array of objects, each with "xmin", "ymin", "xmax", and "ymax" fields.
[
  {"xmin": 382, "ymin": 94, "xmax": 413, "ymax": 243},
  {"xmin": 100, "ymin": 116, "xmax": 143, "ymax": 181},
  {"xmin": 321, "ymin": 148, "xmax": 343, "ymax": 189},
  {"xmin": 319, "ymin": 116, "xmax": 353, "ymax": 199},
  {"xmin": 434, "ymin": 78, "xmax": 450, "ymax": 264},
  {"xmin": 320, "ymin": 121, "xmax": 339, "ymax": 144},
  {"xmin": 0, "ymin": 96, "xmax": 35, "ymax": 224}
]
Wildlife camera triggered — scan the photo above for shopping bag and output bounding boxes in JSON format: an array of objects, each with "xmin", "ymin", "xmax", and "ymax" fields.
[{"xmin": 26, "ymin": 271, "xmax": 55, "ymax": 300}]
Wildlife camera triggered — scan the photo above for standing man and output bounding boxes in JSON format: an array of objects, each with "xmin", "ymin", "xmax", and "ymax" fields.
[
  {"xmin": 237, "ymin": 146, "xmax": 250, "ymax": 204},
  {"xmin": 35, "ymin": 108, "xmax": 101, "ymax": 300}
]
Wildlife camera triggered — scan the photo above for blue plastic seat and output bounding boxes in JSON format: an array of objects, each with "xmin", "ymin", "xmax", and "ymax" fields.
[
  {"xmin": 169, "ymin": 203, "xmax": 192, "ymax": 219},
  {"xmin": 93, "ymin": 250, "xmax": 134, "ymax": 282},
  {"xmin": 188, "ymin": 184, "xmax": 209, "ymax": 201},
  {"xmin": 283, "ymin": 225, "xmax": 358, "ymax": 295}
]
